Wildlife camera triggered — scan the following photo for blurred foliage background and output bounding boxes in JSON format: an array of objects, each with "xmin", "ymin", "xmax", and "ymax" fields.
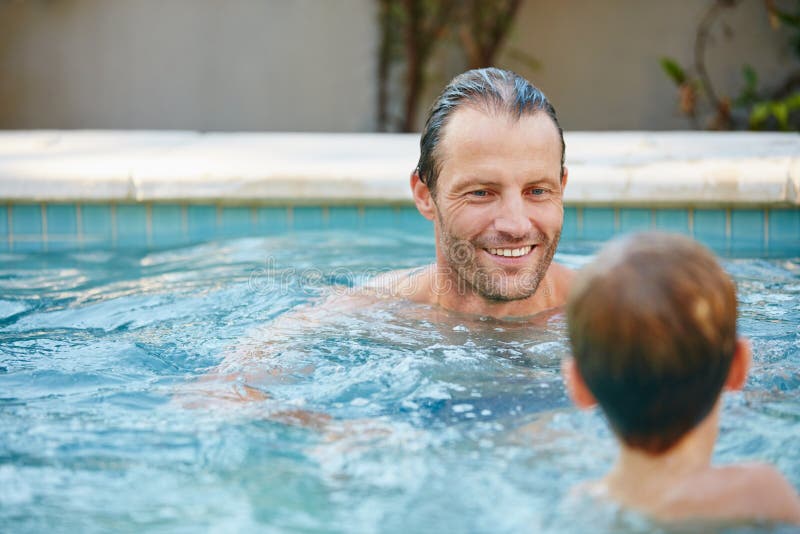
[
  {"xmin": 380, "ymin": 0, "xmax": 800, "ymax": 132},
  {"xmin": 659, "ymin": 0, "xmax": 800, "ymax": 131}
]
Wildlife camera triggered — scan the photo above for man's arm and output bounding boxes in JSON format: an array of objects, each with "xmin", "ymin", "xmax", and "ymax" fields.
[{"xmin": 174, "ymin": 267, "xmax": 428, "ymax": 408}]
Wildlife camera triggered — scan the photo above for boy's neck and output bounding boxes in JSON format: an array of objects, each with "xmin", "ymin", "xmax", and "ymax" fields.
[{"xmin": 604, "ymin": 403, "xmax": 720, "ymax": 505}]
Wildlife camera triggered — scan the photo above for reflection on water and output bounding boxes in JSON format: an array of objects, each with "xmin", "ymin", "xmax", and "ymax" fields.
[{"xmin": 0, "ymin": 231, "xmax": 797, "ymax": 533}]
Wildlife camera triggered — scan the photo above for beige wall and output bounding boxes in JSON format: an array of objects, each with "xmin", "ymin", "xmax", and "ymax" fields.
[
  {"xmin": 0, "ymin": 0, "xmax": 377, "ymax": 131},
  {"xmin": 0, "ymin": 0, "xmax": 796, "ymax": 131}
]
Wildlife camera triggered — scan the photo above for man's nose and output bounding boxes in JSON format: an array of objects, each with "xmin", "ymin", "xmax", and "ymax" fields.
[{"xmin": 493, "ymin": 195, "xmax": 533, "ymax": 237}]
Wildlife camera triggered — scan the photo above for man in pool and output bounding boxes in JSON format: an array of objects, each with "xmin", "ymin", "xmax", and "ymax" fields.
[
  {"xmin": 371, "ymin": 67, "xmax": 572, "ymax": 318},
  {"xmin": 184, "ymin": 68, "xmax": 573, "ymax": 405},
  {"xmin": 563, "ymin": 232, "xmax": 800, "ymax": 525}
]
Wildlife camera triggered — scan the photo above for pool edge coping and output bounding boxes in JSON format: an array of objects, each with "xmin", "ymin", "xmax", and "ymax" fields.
[{"xmin": 0, "ymin": 130, "xmax": 798, "ymax": 206}]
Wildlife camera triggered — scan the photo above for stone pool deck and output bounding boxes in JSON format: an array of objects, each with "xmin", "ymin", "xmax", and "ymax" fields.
[{"xmin": 0, "ymin": 130, "xmax": 798, "ymax": 207}]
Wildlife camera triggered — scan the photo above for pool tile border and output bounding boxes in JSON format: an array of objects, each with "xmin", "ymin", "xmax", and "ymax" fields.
[{"xmin": 1, "ymin": 202, "xmax": 797, "ymax": 255}]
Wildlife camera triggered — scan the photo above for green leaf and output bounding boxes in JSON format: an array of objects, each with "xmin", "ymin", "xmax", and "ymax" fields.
[
  {"xmin": 784, "ymin": 91, "xmax": 800, "ymax": 110},
  {"xmin": 660, "ymin": 57, "xmax": 686, "ymax": 86},
  {"xmin": 735, "ymin": 65, "xmax": 759, "ymax": 107},
  {"xmin": 742, "ymin": 65, "xmax": 757, "ymax": 91},
  {"xmin": 773, "ymin": 9, "xmax": 800, "ymax": 29},
  {"xmin": 749, "ymin": 102, "xmax": 771, "ymax": 129},
  {"xmin": 772, "ymin": 102, "xmax": 790, "ymax": 130}
]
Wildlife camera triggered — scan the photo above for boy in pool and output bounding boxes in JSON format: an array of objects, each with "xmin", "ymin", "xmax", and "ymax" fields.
[{"xmin": 562, "ymin": 232, "xmax": 800, "ymax": 525}]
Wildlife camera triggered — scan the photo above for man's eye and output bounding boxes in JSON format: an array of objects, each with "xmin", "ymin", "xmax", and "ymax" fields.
[
  {"xmin": 469, "ymin": 190, "xmax": 489, "ymax": 197},
  {"xmin": 529, "ymin": 188, "xmax": 547, "ymax": 196}
]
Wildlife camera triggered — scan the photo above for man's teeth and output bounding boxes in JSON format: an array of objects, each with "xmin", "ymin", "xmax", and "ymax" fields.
[{"xmin": 487, "ymin": 246, "xmax": 532, "ymax": 257}]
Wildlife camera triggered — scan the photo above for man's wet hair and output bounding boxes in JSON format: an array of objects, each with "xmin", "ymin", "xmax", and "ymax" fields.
[
  {"xmin": 567, "ymin": 232, "xmax": 738, "ymax": 454},
  {"xmin": 416, "ymin": 67, "xmax": 564, "ymax": 195}
]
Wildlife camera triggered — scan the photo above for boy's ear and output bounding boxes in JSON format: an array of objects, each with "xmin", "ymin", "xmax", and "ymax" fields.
[
  {"xmin": 725, "ymin": 337, "xmax": 752, "ymax": 391},
  {"xmin": 411, "ymin": 171, "xmax": 435, "ymax": 221},
  {"xmin": 562, "ymin": 358, "xmax": 597, "ymax": 410}
]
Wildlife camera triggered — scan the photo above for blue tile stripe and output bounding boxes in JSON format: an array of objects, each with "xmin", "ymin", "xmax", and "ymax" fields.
[
  {"xmin": 9, "ymin": 204, "xmax": 44, "ymax": 252},
  {"xmin": 45, "ymin": 203, "xmax": 79, "ymax": 250},
  {"xmin": 188, "ymin": 205, "xmax": 217, "ymax": 239},
  {"xmin": 151, "ymin": 204, "xmax": 185, "ymax": 246},
  {"xmin": 655, "ymin": 209, "xmax": 690, "ymax": 234},
  {"xmin": 619, "ymin": 208, "xmax": 652, "ymax": 234},
  {"xmin": 116, "ymin": 204, "xmax": 148, "ymax": 246},
  {"xmin": 81, "ymin": 205, "xmax": 113, "ymax": 242},
  {"xmin": 562, "ymin": 207, "xmax": 578, "ymax": 240},
  {"xmin": 730, "ymin": 209, "xmax": 766, "ymax": 253},
  {"xmin": 0, "ymin": 204, "xmax": 9, "ymax": 252},
  {"xmin": 582, "ymin": 207, "xmax": 616, "ymax": 240},
  {"xmin": 0, "ymin": 203, "xmax": 796, "ymax": 255},
  {"xmin": 220, "ymin": 207, "xmax": 253, "ymax": 237},
  {"xmin": 768, "ymin": 209, "xmax": 799, "ymax": 251},
  {"xmin": 0, "ymin": 205, "xmax": 9, "ymax": 238}
]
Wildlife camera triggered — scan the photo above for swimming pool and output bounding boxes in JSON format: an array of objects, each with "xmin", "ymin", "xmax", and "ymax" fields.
[
  {"xmin": 1, "ymin": 130, "xmax": 798, "ymax": 531},
  {"xmin": 0, "ymin": 222, "xmax": 797, "ymax": 532}
]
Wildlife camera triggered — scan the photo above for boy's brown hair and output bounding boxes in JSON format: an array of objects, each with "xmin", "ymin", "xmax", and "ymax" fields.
[{"xmin": 567, "ymin": 232, "xmax": 738, "ymax": 454}]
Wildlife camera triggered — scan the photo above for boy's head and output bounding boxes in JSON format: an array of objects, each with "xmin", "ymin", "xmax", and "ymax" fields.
[{"xmin": 565, "ymin": 232, "xmax": 749, "ymax": 454}]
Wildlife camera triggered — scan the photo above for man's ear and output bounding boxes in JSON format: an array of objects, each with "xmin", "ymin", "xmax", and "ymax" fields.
[
  {"xmin": 560, "ymin": 165, "xmax": 569, "ymax": 193},
  {"xmin": 725, "ymin": 337, "xmax": 752, "ymax": 391},
  {"xmin": 562, "ymin": 357, "xmax": 597, "ymax": 409},
  {"xmin": 411, "ymin": 170, "xmax": 435, "ymax": 221}
]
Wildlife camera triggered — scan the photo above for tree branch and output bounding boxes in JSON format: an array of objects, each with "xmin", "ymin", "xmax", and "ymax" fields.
[{"xmin": 694, "ymin": 0, "xmax": 738, "ymax": 118}]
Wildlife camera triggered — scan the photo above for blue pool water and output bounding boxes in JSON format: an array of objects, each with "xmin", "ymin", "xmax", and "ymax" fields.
[{"xmin": 0, "ymin": 228, "xmax": 798, "ymax": 533}]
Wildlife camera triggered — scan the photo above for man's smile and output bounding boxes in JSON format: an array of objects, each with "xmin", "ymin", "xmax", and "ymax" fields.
[
  {"xmin": 485, "ymin": 245, "xmax": 533, "ymax": 258},
  {"xmin": 484, "ymin": 245, "xmax": 534, "ymax": 258}
]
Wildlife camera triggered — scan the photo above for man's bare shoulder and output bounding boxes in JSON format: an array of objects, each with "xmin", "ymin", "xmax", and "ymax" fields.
[
  {"xmin": 360, "ymin": 264, "xmax": 436, "ymax": 303},
  {"xmin": 549, "ymin": 261, "xmax": 575, "ymax": 284},
  {"xmin": 545, "ymin": 261, "xmax": 575, "ymax": 304}
]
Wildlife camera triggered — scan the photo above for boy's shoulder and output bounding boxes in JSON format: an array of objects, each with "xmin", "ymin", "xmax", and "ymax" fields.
[
  {"xmin": 568, "ymin": 464, "xmax": 800, "ymax": 526},
  {"xmin": 661, "ymin": 463, "xmax": 800, "ymax": 525}
]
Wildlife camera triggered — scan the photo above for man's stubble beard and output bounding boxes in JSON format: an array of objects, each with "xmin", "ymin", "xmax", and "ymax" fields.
[{"xmin": 438, "ymin": 221, "xmax": 561, "ymax": 302}]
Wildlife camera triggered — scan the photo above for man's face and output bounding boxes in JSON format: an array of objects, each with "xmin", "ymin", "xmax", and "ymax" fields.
[{"xmin": 430, "ymin": 107, "xmax": 565, "ymax": 302}]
